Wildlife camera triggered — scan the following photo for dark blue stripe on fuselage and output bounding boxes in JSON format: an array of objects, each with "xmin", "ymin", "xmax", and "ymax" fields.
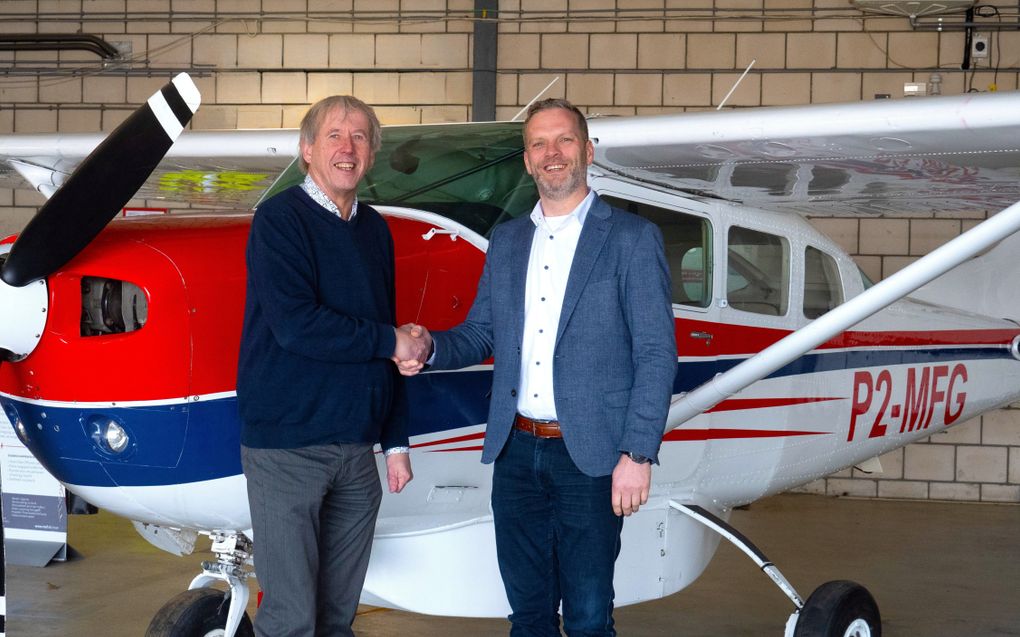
[
  {"xmin": 1, "ymin": 345, "xmax": 1009, "ymax": 487},
  {"xmin": 680, "ymin": 345, "xmax": 1010, "ymax": 390}
]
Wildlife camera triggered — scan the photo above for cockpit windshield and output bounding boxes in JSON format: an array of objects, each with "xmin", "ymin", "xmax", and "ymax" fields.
[{"xmin": 259, "ymin": 122, "xmax": 538, "ymax": 238}]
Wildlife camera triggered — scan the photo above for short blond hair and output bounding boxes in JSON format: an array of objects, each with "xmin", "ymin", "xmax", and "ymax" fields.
[{"xmin": 523, "ymin": 98, "xmax": 589, "ymax": 144}]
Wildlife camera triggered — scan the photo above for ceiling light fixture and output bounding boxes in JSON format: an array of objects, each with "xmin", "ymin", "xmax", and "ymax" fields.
[{"xmin": 850, "ymin": 0, "xmax": 975, "ymax": 18}]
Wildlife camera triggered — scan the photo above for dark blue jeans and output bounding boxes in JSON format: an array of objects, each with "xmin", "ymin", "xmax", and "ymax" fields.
[{"xmin": 492, "ymin": 429, "xmax": 624, "ymax": 637}]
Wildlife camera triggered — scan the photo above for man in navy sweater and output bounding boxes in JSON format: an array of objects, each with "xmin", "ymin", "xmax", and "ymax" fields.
[{"xmin": 237, "ymin": 96, "xmax": 426, "ymax": 637}]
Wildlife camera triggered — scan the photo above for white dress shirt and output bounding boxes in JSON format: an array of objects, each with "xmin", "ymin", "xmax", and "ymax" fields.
[{"xmin": 517, "ymin": 190, "xmax": 595, "ymax": 420}]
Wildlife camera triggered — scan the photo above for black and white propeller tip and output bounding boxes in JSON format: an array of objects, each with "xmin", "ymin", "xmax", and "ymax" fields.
[
  {"xmin": 0, "ymin": 73, "xmax": 201, "ymax": 288},
  {"xmin": 150, "ymin": 73, "xmax": 202, "ymax": 142}
]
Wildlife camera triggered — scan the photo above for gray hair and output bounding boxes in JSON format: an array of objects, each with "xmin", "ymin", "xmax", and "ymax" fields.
[{"xmin": 298, "ymin": 95, "xmax": 382, "ymax": 172}]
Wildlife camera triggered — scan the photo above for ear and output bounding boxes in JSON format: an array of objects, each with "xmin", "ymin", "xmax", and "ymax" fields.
[
  {"xmin": 585, "ymin": 139, "xmax": 594, "ymax": 166},
  {"xmin": 523, "ymin": 151, "xmax": 534, "ymax": 176},
  {"xmin": 300, "ymin": 140, "xmax": 313, "ymax": 166}
]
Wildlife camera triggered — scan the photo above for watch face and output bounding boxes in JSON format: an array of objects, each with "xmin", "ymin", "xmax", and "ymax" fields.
[{"xmin": 628, "ymin": 452, "xmax": 650, "ymax": 464}]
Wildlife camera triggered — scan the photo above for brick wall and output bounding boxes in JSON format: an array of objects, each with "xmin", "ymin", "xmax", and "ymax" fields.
[{"xmin": 2, "ymin": 0, "xmax": 1019, "ymax": 503}]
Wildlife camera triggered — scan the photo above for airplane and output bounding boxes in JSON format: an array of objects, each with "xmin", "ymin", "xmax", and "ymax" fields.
[{"xmin": 3, "ymin": 73, "xmax": 1020, "ymax": 637}]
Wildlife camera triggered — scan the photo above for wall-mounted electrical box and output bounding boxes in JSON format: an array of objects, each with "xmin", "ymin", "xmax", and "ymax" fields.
[{"xmin": 972, "ymin": 33, "xmax": 990, "ymax": 59}]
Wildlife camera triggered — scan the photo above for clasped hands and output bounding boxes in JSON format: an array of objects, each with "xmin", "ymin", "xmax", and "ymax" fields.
[{"xmin": 392, "ymin": 323, "xmax": 432, "ymax": 376}]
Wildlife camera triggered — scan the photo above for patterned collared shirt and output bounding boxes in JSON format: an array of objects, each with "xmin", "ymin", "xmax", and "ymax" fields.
[{"xmin": 302, "ymin": 174, "xmax": 358, "ymax": 221}]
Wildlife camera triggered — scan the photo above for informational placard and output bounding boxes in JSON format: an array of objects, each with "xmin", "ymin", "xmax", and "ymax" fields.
[
  {"xmin": 1, "ymin": 483, "xmax": 5, "ymax": 637},
  {"xmin": 0, "ymin": 411, "xmax": 67, "ymax": 567}
]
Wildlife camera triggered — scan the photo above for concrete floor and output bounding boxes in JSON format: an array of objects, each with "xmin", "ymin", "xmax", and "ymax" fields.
[{"xmin": 4, "ymin": 493, "xmax": 1019, "ymax": 636}]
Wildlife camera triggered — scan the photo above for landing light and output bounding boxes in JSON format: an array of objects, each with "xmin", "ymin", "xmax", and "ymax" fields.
[
  {"xmin": 90, "ymin": 416, "xmax": 131, "ymax": 455},
  {"xmin": 104, "ymin": 421, "xmax": 129, "ymax": 453}
]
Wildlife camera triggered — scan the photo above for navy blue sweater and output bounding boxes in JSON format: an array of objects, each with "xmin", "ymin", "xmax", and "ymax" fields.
[{"xmin": 237, "ymin": 186, "xmax": 408, "ymax": 451}]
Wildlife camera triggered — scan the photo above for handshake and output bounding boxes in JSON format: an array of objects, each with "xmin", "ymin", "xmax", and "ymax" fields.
[{"xmin": 392, "ymin": 323, "xmax": 432, "ymax": 377}]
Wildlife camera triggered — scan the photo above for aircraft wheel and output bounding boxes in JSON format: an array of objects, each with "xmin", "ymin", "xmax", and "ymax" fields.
[
  {"xmin": 793, "ymin": 580, "xmax": 881, "ymax": 637},
  {"xmin": 146, "ymin": 588, "xmax": 254, "ymax": 637}
]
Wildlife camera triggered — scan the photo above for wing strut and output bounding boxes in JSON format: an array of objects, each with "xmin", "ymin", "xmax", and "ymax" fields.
[
  {"xmin": 667, "ymin": 198, "xmax": 1020, "ymax": 430},
  {"xmin": 8, "ymin": 159, "xmax": 67, "ymax": 199}
]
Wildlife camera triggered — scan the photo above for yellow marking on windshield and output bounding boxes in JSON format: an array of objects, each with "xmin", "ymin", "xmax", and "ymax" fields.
[{"xmin": 158, "ymin": 170, "xmax": 267, "ymax": 193}]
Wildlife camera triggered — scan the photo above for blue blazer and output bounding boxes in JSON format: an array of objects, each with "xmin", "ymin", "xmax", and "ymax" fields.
[{"xmin": 432, "ymin": 194, "xmax": 677, "ymax": 477}]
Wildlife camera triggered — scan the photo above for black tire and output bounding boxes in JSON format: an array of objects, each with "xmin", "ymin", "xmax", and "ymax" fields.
[
  {"xmin": 793, "ymin": 580, "xmax": 881, "ymax": 637},
  {"xmin": 146, "ymin": 588, "xmax": 254, "ymax": 637}
]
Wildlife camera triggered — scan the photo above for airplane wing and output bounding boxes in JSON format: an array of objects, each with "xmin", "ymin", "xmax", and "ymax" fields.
[
  {"xmin": 0, "ymin": 129, "xmax": 300, "ymax": 209},
  {"xmin": 588, "ymin": 91, "xmax": 1020, "ymax": 216},
  {"xmin": 585, "ymin": 91, "xmax": 1020, "ymax": 426},
  {"xmin": 8, "ymin": 92, "xmax": 1020, "ymax": 214}
]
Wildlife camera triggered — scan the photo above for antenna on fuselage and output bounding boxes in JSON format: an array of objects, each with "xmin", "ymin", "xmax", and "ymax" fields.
[
  {"xmin": 717, "ymin": 59, "xmax": 756, "ymax": 110},
  {"xmin": 512, "ymin": 77, "xmax": 561, "ymax": 122}
]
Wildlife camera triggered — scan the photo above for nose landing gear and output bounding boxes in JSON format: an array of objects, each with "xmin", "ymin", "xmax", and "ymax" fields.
[{"xmin": 146, "ymin": 532, "xmax": 255, "ymax": 637}]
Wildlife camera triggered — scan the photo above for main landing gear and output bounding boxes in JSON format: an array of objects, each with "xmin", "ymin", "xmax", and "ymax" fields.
[
  {"xmin": 670, "ymin": 502, "xmax": 881, "ymax": 637},
  {"xmin": 146, "ymin": 532, "xmax": 255, "ymax": 637}
]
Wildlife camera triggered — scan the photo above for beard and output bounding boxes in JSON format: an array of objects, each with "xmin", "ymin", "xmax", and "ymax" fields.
[{"xmin": 533, "ymin": 160, "xmax": 588, "ymax": 202}]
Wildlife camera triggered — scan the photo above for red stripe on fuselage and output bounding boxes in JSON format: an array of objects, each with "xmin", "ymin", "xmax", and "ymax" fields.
[
  {"xmin": 427, "ymin": 446, "xmax": 485, "ymax": 452},
  {"xmin": 663, "ymin": 428, "xmax": 828, "ymax": 441},
  {"xmin": 410, "ymin": 424, "xmax": 828, "ymax": 451},
  {"xmin": 411, "ymin": 431, "xmax": 486, "ymax": 449},
  {"xmin": 707, "ymin": 396, "xmax": 844, "ymax": 412},
  {"xmin": 677, "ymin": 319, "xmax": 1018, "ymax": 358}
]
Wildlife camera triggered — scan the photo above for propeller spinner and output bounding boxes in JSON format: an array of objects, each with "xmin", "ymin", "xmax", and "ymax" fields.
[{"xmin": 0, "ymin": 73, "xmax": 200, "ymax": 359}]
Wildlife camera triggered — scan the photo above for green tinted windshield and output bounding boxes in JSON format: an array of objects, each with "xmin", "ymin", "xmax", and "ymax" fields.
[{"xmin": 259, "ymin": 122, "xmax": 538, "ymax": 238}]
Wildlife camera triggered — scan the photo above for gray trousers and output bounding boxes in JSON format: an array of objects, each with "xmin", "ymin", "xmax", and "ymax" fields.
[{"xmin": 242, "ymin": 443, "xmax": 382, "ymax": 637}]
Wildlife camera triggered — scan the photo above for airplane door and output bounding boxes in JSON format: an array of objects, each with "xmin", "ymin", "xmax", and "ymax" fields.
[
  {"xmin": 384, "ymin": 209, "xmax": 487, "ymax": 331},
  {"xmin": 388, "ymin": 214, "xmax": 431, "ymax": 326}
]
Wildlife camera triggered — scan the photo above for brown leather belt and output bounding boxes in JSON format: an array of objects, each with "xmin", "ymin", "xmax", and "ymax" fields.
[{"xmin": 513, "ymin": 413, "xmax": 562, "ymax": 438}]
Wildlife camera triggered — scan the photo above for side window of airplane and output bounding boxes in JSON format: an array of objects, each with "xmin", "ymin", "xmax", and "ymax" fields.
[
  {"xmin": 858, "ymin": 267, "xmax": 875, "ymax": 290},
  {"xmin": 727, "ymin": 226, "xmax": 789, "ymax": 316},
  {"xmin": 600, "ymin": 195, "xmax": 713, "ymax": 308},
  {"xmin": 81, "ymin": 276, "xmax": 148, "ymax": 336},
  {"xmin": 803, "ymin": 246, "xmax": 843, "ymax": 319}
]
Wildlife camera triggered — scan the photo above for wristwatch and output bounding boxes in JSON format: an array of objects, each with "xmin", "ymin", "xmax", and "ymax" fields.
[{"xmin": 625, "ymin": 451, "xmax": 652, "ymax": 465}]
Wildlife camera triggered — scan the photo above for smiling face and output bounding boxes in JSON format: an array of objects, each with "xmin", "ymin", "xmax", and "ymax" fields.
[
  {"xmin": 300, "ymin": 106, "xmax": 376, "ymax": 216},
  {"xmin": 522, "ymin": 107, "xmax": 594, "ymax": 214}
]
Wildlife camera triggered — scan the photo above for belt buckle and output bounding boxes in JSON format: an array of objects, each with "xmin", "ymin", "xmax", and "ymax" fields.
[
  {"xmin": 518, "ymin": 414, "xmax": 539, "ymax": 436},
  {"xmin": 533, "ymin": 418, "xmax": 553, "ymax": 437}
]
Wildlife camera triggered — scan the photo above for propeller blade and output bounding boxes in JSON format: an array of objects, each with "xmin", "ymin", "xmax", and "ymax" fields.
[{"xmin": 0, "ymin": 73, "xmax": 200, "ymax": 287}]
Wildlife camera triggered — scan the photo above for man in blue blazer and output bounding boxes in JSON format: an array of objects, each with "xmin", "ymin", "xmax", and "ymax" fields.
[{"xmin": 400, "ymin": 99, "xmax": 676, "ymax": 636}]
